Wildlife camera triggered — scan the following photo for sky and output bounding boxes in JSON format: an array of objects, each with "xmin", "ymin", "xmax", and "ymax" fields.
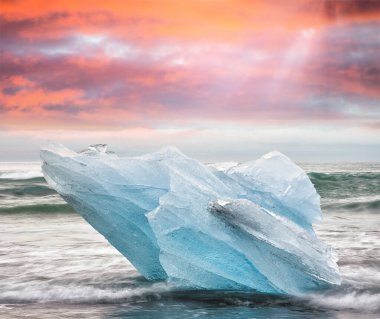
[{"xmin": 1, "ymin": 0, "xmax": 379, "ymax": 162}]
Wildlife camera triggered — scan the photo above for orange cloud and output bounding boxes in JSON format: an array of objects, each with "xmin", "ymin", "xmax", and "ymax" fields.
[{"xmin": 2, "ymin": 0, "xmax": 378, "ymax": 44}]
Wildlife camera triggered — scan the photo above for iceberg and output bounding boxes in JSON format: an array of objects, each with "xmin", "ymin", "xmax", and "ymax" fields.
[{"xmin": 40, "ymin": 142, "xmax": 341, "ymax": 294}]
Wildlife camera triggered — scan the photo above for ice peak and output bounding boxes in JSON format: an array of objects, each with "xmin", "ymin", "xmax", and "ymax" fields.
[
  {"xmin": 158, "ymin": 145, "xmax": 184, "ymax": 156},
  {"xmin": 79, "ymin": 144, "xmax": 108, "ymax": 155},
  {"xmin": 143, "ymin": 145, "xmax": 187, "ymax": 161},
  {"xmin": 262, "ymin": 150, "xmax": 288, "ymax": 160}
]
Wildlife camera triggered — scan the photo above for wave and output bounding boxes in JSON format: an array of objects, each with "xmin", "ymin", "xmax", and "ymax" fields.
[
  {"xmin": 2, "ymin": 282, "xmax": 379, "ymax": 314},
  {"xmin": 0, "ymin": 283, "xmax": 170, "ymax": 304},
  {"xmin": 322, "ymin": 196, "xmax": 380, "ymax": 213},
  {"xmin": 309, "ymin": 172, "xmax": 380, "ymax": 200},
  {"xmin": 309, "ymin": 172, "xmax": 380, "ymax": 183},
  {"xmin": 207, "ymin": 289, "xmax": 380, "ymax": 313},
  {"xmin": 0, "ymin": 176, "xmax": 46, "ymax": 183},
  {"xmin": 0, "ymin": 203, "xmax": 74, "ymax": 214},
  {"xmin": 0, "ymin": 184, "xmax": 56, "ymax": 197},
  {"xmin": 0, "ymin": 171, "xmax": 43, "ymax": 180},
  {"xmin": 307, "ymin": 291, "xmax": 380, "ymax": 313}
]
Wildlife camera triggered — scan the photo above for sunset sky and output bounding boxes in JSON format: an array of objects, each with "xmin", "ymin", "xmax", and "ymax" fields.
[{"xmin": 1, "ymin": 0, "xmax": 379, "ymax": 161}]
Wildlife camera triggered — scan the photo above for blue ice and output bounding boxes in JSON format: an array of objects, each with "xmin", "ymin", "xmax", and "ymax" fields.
[{"xmin": 41, "ymin": 142, "xmax": 340, "ymax": 295}]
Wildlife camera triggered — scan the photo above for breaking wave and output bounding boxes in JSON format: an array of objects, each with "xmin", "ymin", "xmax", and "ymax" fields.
[
  {"xmin": 1, "ymin": 283, "xmax": 379, "ymax": 314},
  {"xmin": 309, "ymin": 172, "xmax": 380, "ymax": 200},
  {"xmin": 307, "ymin": 291, "xmax": 380, "ymax": 313},
  {"xmin": 0, "ymin": 283, "xmax": 170, "ymax": 304}
]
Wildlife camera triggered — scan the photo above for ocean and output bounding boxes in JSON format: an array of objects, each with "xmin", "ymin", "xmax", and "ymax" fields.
[{"xmin": 0, "ymin": 162, "xmax": 379, "ymax": 319}]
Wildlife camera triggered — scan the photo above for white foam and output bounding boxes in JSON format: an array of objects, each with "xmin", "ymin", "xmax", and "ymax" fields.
[
  {"xmin": 0, "ymin": 162, "xmax": 43, "ymax": 179},
  {"xmin": 308, "ymin": 291, "xmax": 380, "ymax": 313},
  {"xmin": 0, "ymin": 171, "xmax": 43, "ymax": 180},
  {"xmin": 0, "ymin": 282, "xmax": 170, "ymax": 303}
]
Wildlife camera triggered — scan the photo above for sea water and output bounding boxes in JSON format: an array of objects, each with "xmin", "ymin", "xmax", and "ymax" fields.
[{"xmin": 0, "ymin": 162, "xmax": 379, "ymax": 318}]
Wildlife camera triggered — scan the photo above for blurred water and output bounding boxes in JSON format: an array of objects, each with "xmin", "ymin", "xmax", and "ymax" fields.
[{"xmin": 0, "ymin": 162, "xmax": 379, "ymax": 318}]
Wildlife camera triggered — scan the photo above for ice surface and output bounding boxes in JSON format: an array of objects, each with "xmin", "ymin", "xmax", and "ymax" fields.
[
  {"xmin": 209, "ymin": 151, "xmax": 321, "ymax": 230},
  {"xmin": 41, "ymin": 142, "xmax": 341, "ymax": 294}
]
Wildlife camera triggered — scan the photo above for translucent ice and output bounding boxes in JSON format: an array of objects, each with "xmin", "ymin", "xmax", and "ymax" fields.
[
  {"xmin": 41, "ymin": 142, "xmax": 341, "ymax": 294},
  {"xmin": 208, "ymin": 151, "xmax": 321, "ymax": 230}
]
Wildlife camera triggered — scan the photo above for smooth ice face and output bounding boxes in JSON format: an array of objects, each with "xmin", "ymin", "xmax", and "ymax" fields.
[
  {"xmin": 208, "ymin": 151, "xmax": 321, "ymax": 230},
  {"xmin": 41, "ymin": 143, "xmax": 168, "ymax": 280},
  {"xmin": 210, "ymin": 199, "xmax": 340, "ymax": 294},
  {"xmin": 41, "ymin": 142, "xmax": 341, "ymax": 294}
]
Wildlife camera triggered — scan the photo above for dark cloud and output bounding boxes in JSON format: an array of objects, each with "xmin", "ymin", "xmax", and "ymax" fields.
[
  {"xmin": 43, "ymin": 103, "xmax": 81, "ymax": 114},
  {"xmin": 2, "ymin": 86, "xmax": 21, "ymax": 95},
  {"xmin": 304, "ymin": 22, "xmax": 380, "ymax": 99},
  {"xmin": 0, "ymin": 12, "xmax": 70, "ymax": 39},
  {"xmin": 323, "ymin": 0, "xmax": 380, "ymax": 18}
]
